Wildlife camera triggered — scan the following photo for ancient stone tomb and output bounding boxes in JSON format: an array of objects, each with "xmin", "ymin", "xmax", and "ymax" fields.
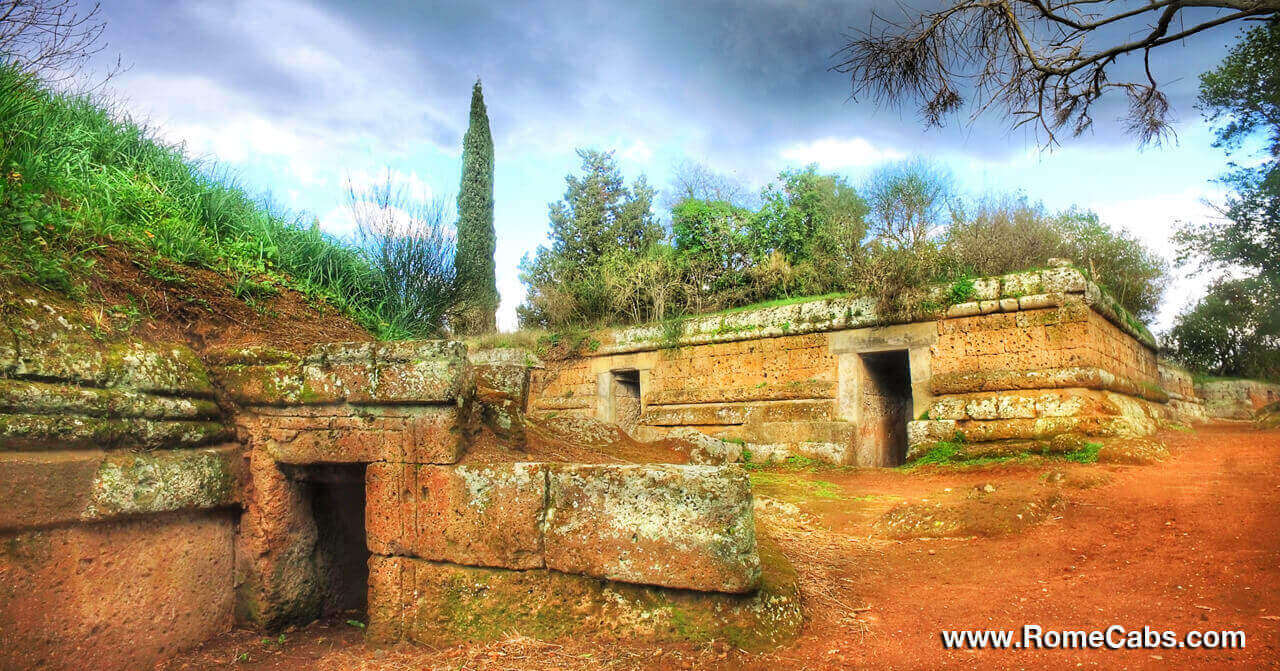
[
  {"xmin": 0, "ymin": 304, "xmax": 791, "ymax": 671},
  {"xmin": 529, "ymin": 263, "xmax": 1192, "ymax": 465},
  {"xmin": 1, "ymin": 263, "xmax": 1234, "ymax": 669}
]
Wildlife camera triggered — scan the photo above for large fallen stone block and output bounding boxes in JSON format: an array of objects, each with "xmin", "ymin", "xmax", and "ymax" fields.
[
  {"xmin": 367, "ymin": 540, "xmax": 800, "ymax": 651},
  {"xmin": 544, "ymin": 463, "xmax": 760, "ymax": 593},
  {"xmin": 365, "ymin": 462, "xmax": 545, "ymax": 569}
]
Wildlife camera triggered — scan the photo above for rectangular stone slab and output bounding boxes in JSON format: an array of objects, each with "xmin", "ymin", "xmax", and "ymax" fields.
[
  {"xmin": 365, "ymin": 462, "xmax": 545, "ymax": 569},
  {"xmin": 0, "ymin": 444, "xmax": 242, "ymax": 531},
  {"xmin": 366, "ymin": 551, "xmax": 800, "ymax": 651},
  {"xmin": 247, "ymin": 405, "xmax": 464, "ymax": 464},
  {"xmin": 544, "ymin": 463, "xmax": 760, "ymax": 593}
]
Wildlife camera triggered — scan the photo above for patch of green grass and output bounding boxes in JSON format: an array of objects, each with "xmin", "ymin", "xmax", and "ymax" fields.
[
  {"xmin": 748, "ymin": 472, "xmax": 843, "ymax": 501},
  {"xmin": 907, "ymin": 438, "xmax": 1105, "ymax": 468},
  {"xmin": 0, "ymin": 64, "xmax": 439, "ymax": 339},
  {"xmin": 947, "ymin": 276, "xmax": 977, "ymax": 304},
  {"xmin": 910, "ymin": 441, "xmax": 962, "ymax": 466},
  {"xmin": 1061, "ymin": 441, "xmax": 1102, "ymax": 463},
  {"xmin": 700, "ymin": 292, "xmax": 850, "ymax": 318}
]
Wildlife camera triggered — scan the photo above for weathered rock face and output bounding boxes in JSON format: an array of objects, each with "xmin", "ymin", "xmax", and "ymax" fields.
[
  {"xmin": 367, "ymin": 539, "xmax": 800, "ymax": 652},
  {"xmin": 243, "ymin": 404, "xmax": 464, "ymax": 465},
  {"xmin": 469, "ymin": 348, "xmax": 536, "ymax": 444},
  {"xmin": 366, "ymin": 462, "xmax": 547, "ymax": 569},
  {"xmin": 1198, "ymin": 379, "xmax": 1280, "ymax": 420},
  {"xmin": 0, "ymin": 511, "xmax": 236, "ymax": 671},
  {"xmin": 0, "ymin": 445, "xmax": 241, "ymax": 530},
  {"xmin": 209, "ymin": 341, "xmax": 469, "ymax": 407},
  {"xmin": 1256, "ymin": 402, "xmax": 1280, "ymax": 430},
  {"xmin": 666, "ymin": 427, "xmax": 745, "ymax": 464},
  {"xmin": 0, "ymin": 294, "xmax": 239, "ymax": 671},
  {"xmin": 907, "ymin": 387, "xmax": 1167, "ymax": 456},
  {"xmin": 365, "ymin": 461, "xmax": 760, "ymax": 593},
  {"xmin": 545, "ymin": 464, "xmax": 760, "ymax": 593},
  {"xmin": 1158, "ymin": 358, "xmax": 1207, "ymax": 424}
]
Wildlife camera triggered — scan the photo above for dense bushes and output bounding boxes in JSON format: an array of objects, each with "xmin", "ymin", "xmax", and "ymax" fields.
[
  {"xmin": 1168, "ymin": 23, "xmax": 1280, "ymax": 380},
  {"xmin": 1167, "ymin": 278, "xmax": 1280, "ymax": 380},
  {"xmin": 519, "ymin": 156, "xmax": 1167, "ymax": 329},
  {"xmin": 0, "ymin": 64, "xmax": 450, "ymax": 338}
]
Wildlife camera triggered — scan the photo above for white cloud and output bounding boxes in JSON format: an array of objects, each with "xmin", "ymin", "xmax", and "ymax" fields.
[
  {"xmin": 317, "ymin": 205, "xmax": 357, "ymax": 240},
  {"xmin": 779, "ymin": 137, "xmax": 906, "ymax": 170},
  {"xmin": 1093, "ymin": 188, "xmax": 1225, "ymax": 333},
  {"xmin": 343, "ymin": 169, "xmax": 437, "ymax": 202},
  {"xmin": 620, "ymin": 140, "xmax": 653, "ymax": 164}
]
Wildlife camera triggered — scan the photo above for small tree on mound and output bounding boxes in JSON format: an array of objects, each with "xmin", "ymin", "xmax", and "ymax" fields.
[{"xmin": 453, "ymin": 79, "xmax": 498, "ymax": 335}]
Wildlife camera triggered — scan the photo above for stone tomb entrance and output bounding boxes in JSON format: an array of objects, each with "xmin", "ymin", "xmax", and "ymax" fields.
[
  {"xmin": 610, "ymin": 368, "xmax": 642, "ymax": 430},
  {"xmin": 282, "ymin": 464, "xmax": 369, "ymax": 616},
  {"xmin": 858, "ymin": 350, "xmax": 914, "ymax": 466},
  {"xmin": 831, "ymin": 323, "xmax": 937, "ymax": 467}
]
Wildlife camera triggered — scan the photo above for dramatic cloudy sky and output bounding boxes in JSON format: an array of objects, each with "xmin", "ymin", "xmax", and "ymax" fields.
[{"xmin": 87, "ymin": 0, "xmax": 1247, "ymax": 331}]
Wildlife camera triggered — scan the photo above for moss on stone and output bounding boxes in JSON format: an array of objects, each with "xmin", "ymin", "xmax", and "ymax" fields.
[
  {"xmin": 83, "ymin": 447, "xmax": 238, "ymax": 518},
  {"xmin": 0, "ymin": 412, "xmax": 227, "ymax": 450},
  {"xmin": 384, "ymin": 536, "xmax": 801, "ymax": 651}
]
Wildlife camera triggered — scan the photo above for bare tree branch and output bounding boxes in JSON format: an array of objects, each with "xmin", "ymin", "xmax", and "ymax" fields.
[
  {"xmin": 0, "ymin": 0, "xmax": 113, "ymax": 84},
  {"xmin": 833, "ymin": 0, "xmax": 1280, "ymax": 146}
]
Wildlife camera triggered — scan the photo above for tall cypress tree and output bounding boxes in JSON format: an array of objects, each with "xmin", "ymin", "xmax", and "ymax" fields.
[{"xmin": 454, "ymin": 79, "xmax": 498, "ymax": 334}]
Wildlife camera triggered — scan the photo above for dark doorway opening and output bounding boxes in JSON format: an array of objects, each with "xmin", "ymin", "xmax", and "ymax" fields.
[
  {"xmin": 861, "ymin": 350, "xmax": 914, "ymax": 466},
  {"xmin": 287, "ymin": 463, "xmax": 369, "ymax": 617},
  {"xmin": 611, "ymin": 369, "xmax": 641, "ymax": 431}
]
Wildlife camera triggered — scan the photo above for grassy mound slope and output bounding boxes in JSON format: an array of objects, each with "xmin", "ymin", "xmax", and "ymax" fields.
[{"xmin": 0, "ymin": 65, "xmax": 407, "ymax": 344}]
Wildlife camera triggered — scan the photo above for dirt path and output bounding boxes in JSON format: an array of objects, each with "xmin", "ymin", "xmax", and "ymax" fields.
[{"xmin": 161, "ymin": 424, "xmax": 1280, "ymax": 670}]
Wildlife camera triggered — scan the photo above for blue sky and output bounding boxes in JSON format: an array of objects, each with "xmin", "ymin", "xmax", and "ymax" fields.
[{"xmin": 87, "ymin": 0, "xmax": 1246, "ymax": 332}]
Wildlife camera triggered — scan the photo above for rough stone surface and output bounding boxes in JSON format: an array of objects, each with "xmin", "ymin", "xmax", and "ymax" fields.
[
  {"xmin": 471, "ymin": 359, "xmax": 530, "ymax": 443},
  {"xmin": 367, "ymin": 539, "xmax": 800, "ymax": 651},
  {"xmin": 1198, "ymin": 379, "xmax": 1280, "ymax": 420},
  {"xmin": 0, "ymin": 296, "xmax": 214, "ymax": 396},
  {"xmin": 0, "ymin": 445, "xmax": 242, "ymax": 530},
  {"xmin": 234, "ymin": 446, "xmax": 323, "ymax": 629},
  {"xmin": 666, "ymin": 428, "xmax": 745, "ymax": 464},
  {"xmin": 0, "ymin": 378, "xmax": 219, "ymax": 419},
  {"xmin": 212, "ymin": 340, "xmax": 468, "ymax": 407},
  {"xmin": 1255, "ymin": 402, "xmax": 1280, "ymax": 430},
  {"xmin": 544, "ymin": 463, "xmax": 760, "ymax": 593},
  {"xmin": 366, "ymin": 462, "xmax": 546, "ymax": 569},
  {"xmin": 242, "ymin": 405, "xmax": 464, "ymax": 465},
  {"xmin": 0, "ymin": 412, "xmax": 228, "ymax": 451},
  {"xmin": 0, "ymin": 510, "xmax": 234, "ymax": 671}
]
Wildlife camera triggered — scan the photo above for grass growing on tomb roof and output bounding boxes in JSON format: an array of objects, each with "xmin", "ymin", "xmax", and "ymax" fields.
[{"xmin": 0, "ymin": 64, "xmax": 421, "ymax": 338}]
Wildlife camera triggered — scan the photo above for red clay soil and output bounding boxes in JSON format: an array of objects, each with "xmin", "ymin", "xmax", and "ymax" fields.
[
  {"xmin": 160, "ymin": 423, "xmax": 1280, "ymax": 670},
  {"xmin": 81, "ymin": 246, "xmax": 372, "ymax": 353}
]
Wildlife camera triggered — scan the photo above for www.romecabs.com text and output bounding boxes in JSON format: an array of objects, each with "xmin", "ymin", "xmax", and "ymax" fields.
[{"xmin": 940, "ymin": 625, "xmax": 1246, "ymax": 650}]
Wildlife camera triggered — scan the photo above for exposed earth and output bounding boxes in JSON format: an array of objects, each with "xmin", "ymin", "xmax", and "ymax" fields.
[{"xmin": 159, "ymin": 423, "xmax": 1280, "ymax": 670}]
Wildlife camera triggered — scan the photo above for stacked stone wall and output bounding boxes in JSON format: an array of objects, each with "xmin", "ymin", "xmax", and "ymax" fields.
[
  {"xmin": 529, "ymin": 267, "xmax": 1172, "ymax": 463},
  {"xmin": 1158, "ymin": 358, "xmax": 1207, "ymax": 423},
  {"xmin": 912, "ymin": 301, "xmax": 1167, "ymax": 449},
  {"xmin": 207, "ymin": 341, "xmax": 470, "ymax": 629},
  {"xmin": 0, "ymin": 297, "xmax": 240, "ymax": 671},
  {"xmin": 212, "ymin": 340, "xmax": 783, "ymax": 649},
  {"xmin": 364, "ymin": 461, "xmax": 795, "ymax": 649}
]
